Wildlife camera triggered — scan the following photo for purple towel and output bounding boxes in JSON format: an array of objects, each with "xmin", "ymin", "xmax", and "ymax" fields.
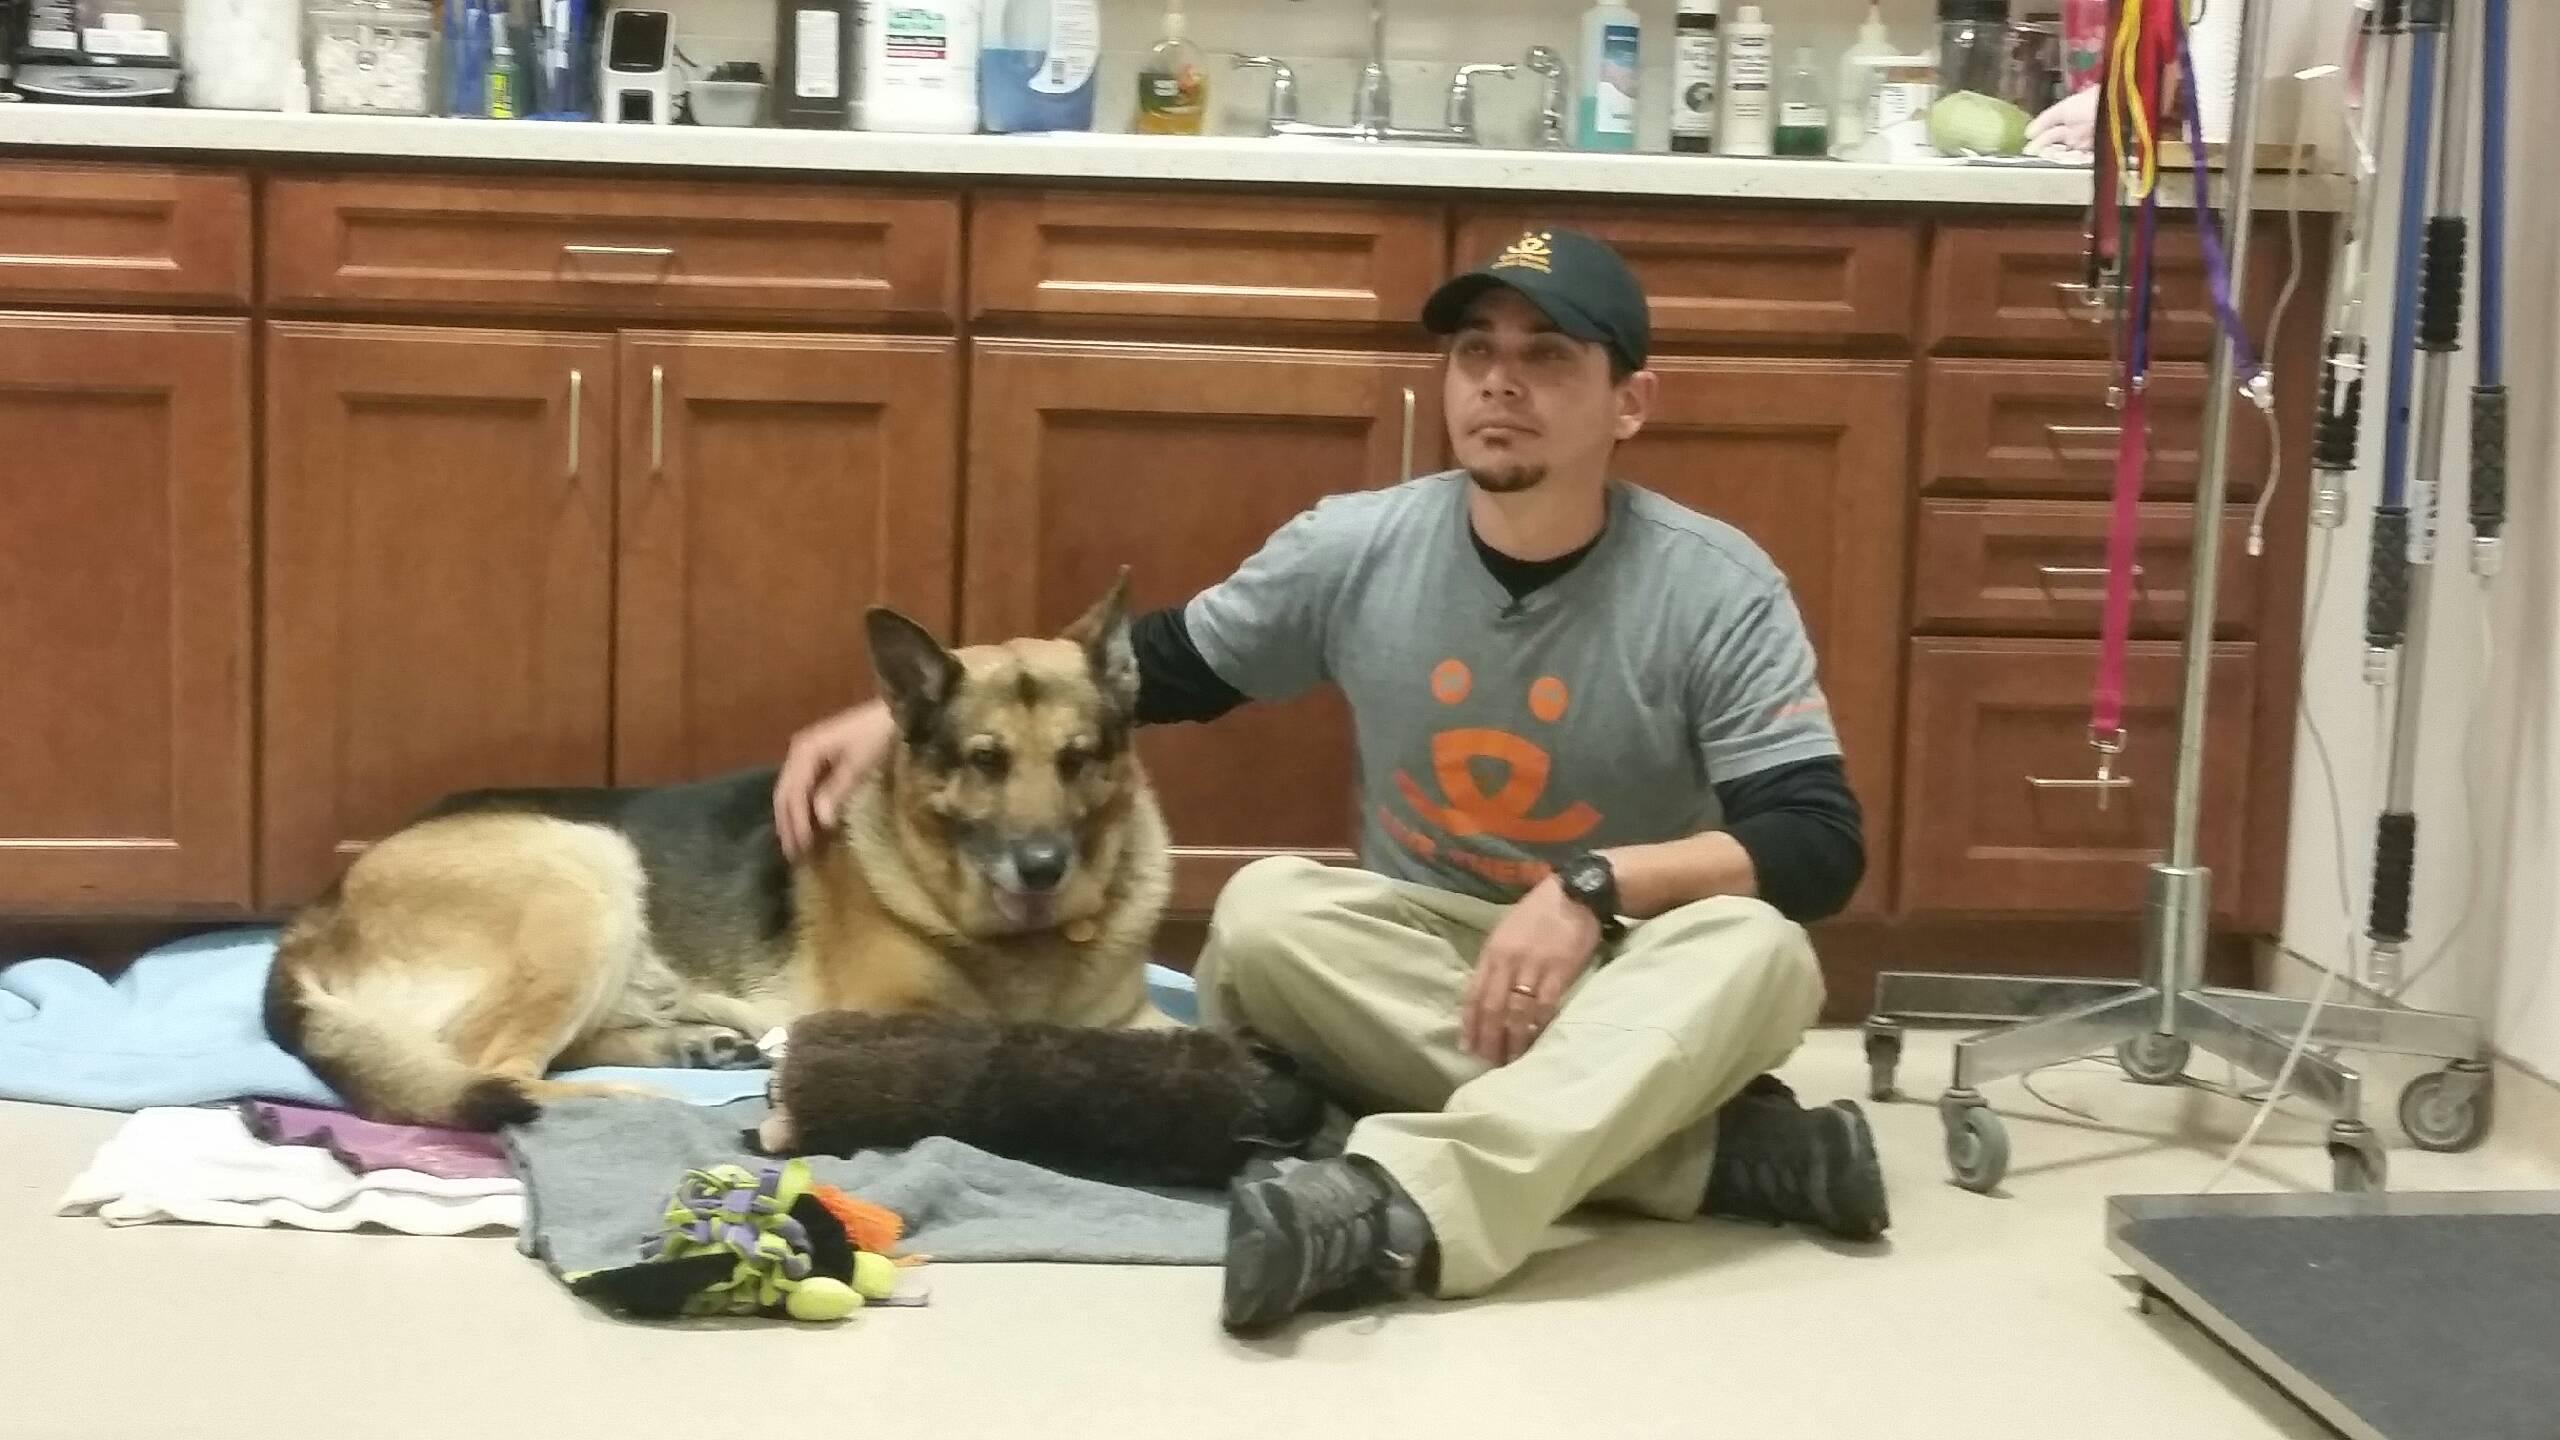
[{"xmin": 238, "ymin": 1100, "xmax": 514, "ymax": 1181}]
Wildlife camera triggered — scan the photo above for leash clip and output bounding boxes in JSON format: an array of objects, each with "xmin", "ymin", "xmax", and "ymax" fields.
[{"xmin": 2088, "ymin": 727, "xmax": 2128, "ymax": 812}]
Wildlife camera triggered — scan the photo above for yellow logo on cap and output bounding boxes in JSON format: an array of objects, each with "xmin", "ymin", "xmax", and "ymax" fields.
[{"xmin": 1493, "ymin": 231, "xmax": 1554, "ymax": 274}]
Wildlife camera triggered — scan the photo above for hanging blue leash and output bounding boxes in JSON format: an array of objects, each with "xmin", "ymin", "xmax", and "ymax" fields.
[{"xmin": 2364, "ymin": 0, "xmax": 2445, "ymax": 662}]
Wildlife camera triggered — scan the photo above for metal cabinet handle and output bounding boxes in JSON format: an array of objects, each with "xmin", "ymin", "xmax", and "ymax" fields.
[
  {"xmin": 1399, "ymin": 387, "xmax": 1416, "ymax": 482},
  {"xmin": 2054, "ymin": 278, "xmax": 2123, "ymax": 316},
  {"xmin": 650, "ymin": 364, "xmax": 665, "ymax": 475},
  {"xmin": 2036, "ymin": 564, "xmax": 2144, "ymax": 581},
  {"xmin": 2046, "ymin": 424, "xmax": 2124, "ymax": 441},
  {"xmin": 562, "ymin": 243, "xmax": 678, "ymax": 260},
  {"xmin": 2028, "ymin": 773, "xmax": 2135, "ymax": 793},
  {"xmin": 567, "ymin": 368, "xmax": 582, "ymax": 476}
]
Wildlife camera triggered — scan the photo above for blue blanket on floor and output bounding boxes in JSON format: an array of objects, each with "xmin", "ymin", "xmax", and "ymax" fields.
[{"xmin": 0, "ymin": 926, "xmax": 1201, "ymax": 1113}]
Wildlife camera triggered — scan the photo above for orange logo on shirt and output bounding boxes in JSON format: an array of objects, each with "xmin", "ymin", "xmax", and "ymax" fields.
[{"xmin": 1389, "ymin": 662, "xmax": 1599, "ymax": 885}]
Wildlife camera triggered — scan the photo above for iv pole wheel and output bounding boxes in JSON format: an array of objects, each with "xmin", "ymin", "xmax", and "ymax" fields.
[
  {"xmin": 2398, "ymin": 1062, "xmax": 2493, "ymax": 1153},
  {"xmin": 1862, "ymin": 1016, "xmax": 1903, "ymax": 1102},
  {"xmin": 2327, "ymin": 1120, "xmax": 2388, "ymax": 1194},
  {"xmin": 2114, "ymin": 1032, "xmax": 2192, "ymax": 1086},
  {"xmin": 1940, "ymin": 1092, "xmax": 2008, "ymax": 1194}
]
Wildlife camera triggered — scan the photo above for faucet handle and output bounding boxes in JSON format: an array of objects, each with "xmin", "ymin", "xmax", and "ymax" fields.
[
  {"xmin": 1446, "ymin": 61, "xmax": 1517, "ymax": 136},
  {"xmin": 1521, "ymin": 45, "xmax": 1569, "ymax": 149},
  {"xmin": 1231, "ymin": 54, "xmax": 1301, "ymax": 126}
]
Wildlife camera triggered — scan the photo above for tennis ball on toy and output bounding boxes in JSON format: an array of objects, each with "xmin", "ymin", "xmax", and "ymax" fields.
[
  {"xmin": 787, "ymin": 1276, "xmax": 863, "ymax": 1322},
  {"xmin": 851, "ymin": 1251, "xmax": 899, "ymax": 1301}
]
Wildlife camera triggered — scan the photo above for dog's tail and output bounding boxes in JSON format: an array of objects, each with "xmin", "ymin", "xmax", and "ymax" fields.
[{"xmin": 261, "ymin": 925, "xmax": 539, "ymax": 1132}]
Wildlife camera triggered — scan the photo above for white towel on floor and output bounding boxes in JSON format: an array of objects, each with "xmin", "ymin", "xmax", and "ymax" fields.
[{"xmin": 56, "ymin": 1106, "xmax": 524, "ymax": 1235}]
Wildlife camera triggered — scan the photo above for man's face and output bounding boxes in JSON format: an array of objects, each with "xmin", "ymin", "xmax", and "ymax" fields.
[{"xmin": 1443, "ymin": 287, "xmax": 1651, "ymax": 495}]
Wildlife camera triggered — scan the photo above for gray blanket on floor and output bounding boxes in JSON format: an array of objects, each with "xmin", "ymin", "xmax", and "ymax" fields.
[{"xmin": 502, "ymin": 1095, "xmax": 1227, "ymax": 1275}]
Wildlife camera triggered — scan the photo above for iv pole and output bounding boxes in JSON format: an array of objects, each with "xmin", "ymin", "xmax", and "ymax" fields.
[{"xmin": 1864, "ymin": 0, "xmax": 2491, "ymax": 1195}]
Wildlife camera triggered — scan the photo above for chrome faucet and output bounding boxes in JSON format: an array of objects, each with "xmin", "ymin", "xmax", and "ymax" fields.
[{"xmin": 1238, "ymin": 0, "xmax": 1569, "ymax": 149}]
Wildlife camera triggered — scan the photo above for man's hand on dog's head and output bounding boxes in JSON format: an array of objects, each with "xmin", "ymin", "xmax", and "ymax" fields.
[{"xmin": 774, "ymin": 701, "xmax": 898, "ymax": 860}]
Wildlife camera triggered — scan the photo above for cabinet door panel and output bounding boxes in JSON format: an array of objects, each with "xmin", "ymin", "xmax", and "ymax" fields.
[
  {"xmin": 614, "ymin": 332, "xmax": 958, "ymax": 784},
  {"xmin": 1615, "ymin": 358, "xmax": 1913, "ymax": 914},
  {"xmin": 263, "ymin": 322, "xmax": 614, "ymax": 906},
  {"xmin": 0, "ymin": 314, "xmax": 250, "ymax": 910},
  {"xmin": 965, "ymin": 339, "xmax": 1441, "ymax": 910}
]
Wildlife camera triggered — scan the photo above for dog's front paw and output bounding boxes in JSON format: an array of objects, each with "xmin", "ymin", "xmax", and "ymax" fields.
[{"xmin": 673, "ymin": 1025, "xmax": 767, "ymax": 1070}]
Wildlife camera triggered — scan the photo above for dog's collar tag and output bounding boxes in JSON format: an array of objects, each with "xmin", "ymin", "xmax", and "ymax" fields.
[{"xmin": 1063, "ymin": 919, "xmax": 1098, "ymax": 944}]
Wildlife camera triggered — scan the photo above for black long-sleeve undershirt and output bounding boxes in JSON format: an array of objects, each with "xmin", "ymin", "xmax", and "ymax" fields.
[{"xmin": 1128, "ymin": 604, "xmax": 1865, "ymax": 923}]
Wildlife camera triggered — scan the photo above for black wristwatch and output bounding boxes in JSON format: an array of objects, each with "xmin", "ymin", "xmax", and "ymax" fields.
[{"xmin": 1556, "ymin": 851, "xmax": 1626, "ymax": 942}]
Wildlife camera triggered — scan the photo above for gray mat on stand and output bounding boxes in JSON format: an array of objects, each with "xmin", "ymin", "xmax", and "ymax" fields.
[
  {"xmin": 2120, "ymin": 1209, "xmax": 2560, "ymax": 1440},
  {"xmin": 503, "ymin": 1095, "xmax": 1226, "ymax": 1276}
]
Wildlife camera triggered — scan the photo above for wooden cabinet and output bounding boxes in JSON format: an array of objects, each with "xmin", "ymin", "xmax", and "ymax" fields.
[
  {"xmin": 264, "ymin": 174, "xmax": 961, "ymax": 325},
  {"xmin": 1898, "ymin": 637, "xmax": 2257, "ymax": 916},
  {"xmin": 969, "ymin": 190, "xmax": 1446, "ymax": 328},
  {"xmin": 262, "ymin": 323, "xmax": 617, "ymax": 905},
  {"xmin": 0, "ymin": 162, "xmax": 252, "ymax": 309},
  {"xmin": 963, "ymin": 338, "xmax": 1444, "ymax": 910},
  {"xmin": 1912, "ymin": 499, "xmax": 2257, "ymax": 638},
  {"xmin": 613, "ymin": 332, "xmax": 958, "ymax": 784},
  {"xmin": 1921, "ymin": 359, "xmax": 2265, "ymax": 501},
  {"xmin": 1453, "ymin": 208, "xmax": 1921, "ymax": 348},
  {"xmin": 0, "ymin": 313, "xmax": 252, "ymax": 911},
  {"xmin": 1617, "ymin": 357, "xmax": 1911, "ymax": 913}
]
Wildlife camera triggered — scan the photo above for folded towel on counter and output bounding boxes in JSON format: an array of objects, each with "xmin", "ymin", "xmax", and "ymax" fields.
[
  {"xmin": 239, "ymin": 1099, "xmax": 515, "ymax": 1181},
  {"xmin": 0, "ymin": 927, "xmax": 771, "ymax": 1112},
  {"xmin": 507, "ymin": 1095, "xmax": 1227, "ymax": 1276},
  {"xmin": 58, "ymin": 1106, "xmax": 524, "ymax": 1235}
]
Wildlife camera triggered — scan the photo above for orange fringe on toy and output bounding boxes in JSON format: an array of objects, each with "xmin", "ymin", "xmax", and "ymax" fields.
[{"xmin": 809, "ymin": 1183, "xmax": 906, "ymax": 1258}]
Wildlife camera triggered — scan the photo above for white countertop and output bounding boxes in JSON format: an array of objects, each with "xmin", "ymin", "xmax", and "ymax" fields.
[{"xmin": 0, "ymin": 104, "xmax": 2348, "ymax": 211}]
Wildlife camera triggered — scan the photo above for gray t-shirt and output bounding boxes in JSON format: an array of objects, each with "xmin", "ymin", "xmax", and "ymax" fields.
[{"xmin": 1185, "ymin": 473, "xmax": 1840, "ymax": 903}]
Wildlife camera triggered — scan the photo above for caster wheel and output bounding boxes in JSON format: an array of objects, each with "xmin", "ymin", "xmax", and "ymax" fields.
[
  {"xmin": 1942, "ymin": 1098, "xmax": 2009, "ymax": 1194},
  {"xmin": 1863, "ymin": 1018, "xmax": 1903, "ymax": 1102},
  {"xmin": 2399, "ymin": 1065, "xmax": 2493, "ymax": 1153},
  {"xmin": 2328, "ymin": 1122, "xmax": 2387, "ymax": 1194},
  {"xmin": 2115, "ymin": 1032, "xmax": 2191, "ymax": 1086}
]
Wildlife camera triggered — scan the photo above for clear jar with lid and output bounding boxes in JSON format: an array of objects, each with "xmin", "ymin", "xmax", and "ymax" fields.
[
  {"xmin": 307, "ymin": 0, "xmax": 434, "ymax": 114},
  {"xmin": 1936, "ymin": 0, "xmax": 2010, "ymax": 99}
]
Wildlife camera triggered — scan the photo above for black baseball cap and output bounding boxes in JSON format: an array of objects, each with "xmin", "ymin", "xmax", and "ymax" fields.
[{"xmin": 1420, "ymin": 227, "xmax": 1652, "ymax": 373}]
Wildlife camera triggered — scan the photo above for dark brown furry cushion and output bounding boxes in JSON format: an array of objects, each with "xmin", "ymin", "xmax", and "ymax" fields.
[{"xmin": 754, "ymin": 1012, "xmax": 1327, "ymax": 1188}]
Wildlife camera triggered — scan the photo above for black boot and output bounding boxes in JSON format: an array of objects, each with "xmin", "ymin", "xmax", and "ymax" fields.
[
  {"xmin": 1221, "ymin": 1155, "xmax": 1432, "ymax": 1334},
  {"xmin": 1702, "ymin": 1076, "xmax": 1890, "ymax": 1242}
]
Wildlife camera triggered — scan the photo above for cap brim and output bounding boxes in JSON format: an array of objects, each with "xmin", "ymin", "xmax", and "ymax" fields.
[{"xmin": 1420, "ymin": 270, "xmax": 1615, "ymax": 350}]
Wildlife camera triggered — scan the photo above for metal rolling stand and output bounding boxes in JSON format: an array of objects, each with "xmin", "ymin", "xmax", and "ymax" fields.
[{"xmin": 1863, "ymin": 0, "xmax": 2491, "ymax": 1196}]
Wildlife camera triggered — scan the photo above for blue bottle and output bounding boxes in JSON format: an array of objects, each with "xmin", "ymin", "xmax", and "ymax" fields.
[{"xmin": 980, "ymin": 0, "xmax": 1100, "ymax": 132}]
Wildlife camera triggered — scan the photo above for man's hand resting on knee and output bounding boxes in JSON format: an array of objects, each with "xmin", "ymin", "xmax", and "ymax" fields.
[{"xmin": 1461, "ymin": 878, "xmax": 1603, "ymax": 1066}]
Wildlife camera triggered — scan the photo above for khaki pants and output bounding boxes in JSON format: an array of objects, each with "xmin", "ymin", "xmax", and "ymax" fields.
[{"xmin": 1195, "ymin": 855, "xmax": 1825, "ymax": 1298}]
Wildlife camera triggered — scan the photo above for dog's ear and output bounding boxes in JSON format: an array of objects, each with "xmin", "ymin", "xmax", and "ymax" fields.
[
  {"xmin": 1059, "ymin": 567, "xmax": 1136, "ymax": 706},
  {"xmin": 865, "ymin": 606, "xmax": 961, "ymax": 739}
]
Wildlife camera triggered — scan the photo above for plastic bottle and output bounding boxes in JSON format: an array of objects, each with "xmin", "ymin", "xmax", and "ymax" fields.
[
  {"xmin": 1131, "ymin": 2, "xmax": 1205, "ymax": 134},
  {"xmin": 981, "ymin": 0, "xmax": 1098, "ymax": 132},
  {"xmin": 1669, "ymin": 0, "xmax": 1718, "ymax": 155},
  {"xmin": 1774, "ymin": 46, "xmax": 1825, "ymax": 155},
  {"xmin": 1574, "ymin": 0, "xmax": 1639, "ymax": 151},
  {"xmin": 485, "ymin": 2, "xmax": 517, "ymax": 117},
  {"xmin": 855, "ymin": 0, "xmax": 980, "ymax": 134},
  {"xmin": 774, "ymin": 0, "xmax": 853, "ymax": 127},
  {"xmin": 1831, "ymin": 1, "xmax": 1894, "ymax": 155},
  {"xmin": 1716, "ymin": 2, "xmax": 1771, "ymax": 155}
]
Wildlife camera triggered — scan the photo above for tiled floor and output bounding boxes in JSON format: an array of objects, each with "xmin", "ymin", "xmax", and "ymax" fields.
[{"xmin": 4, "ymin": 1025, "xmax": 2553, "ymax": 1440}]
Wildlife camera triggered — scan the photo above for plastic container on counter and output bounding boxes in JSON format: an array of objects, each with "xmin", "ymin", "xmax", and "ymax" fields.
[{"xmin": 307, "ymin": 0, "xmax": 435, "ymax": 113}]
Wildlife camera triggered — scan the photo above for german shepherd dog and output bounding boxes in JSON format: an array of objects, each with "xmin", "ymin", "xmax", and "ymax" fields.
[{"xmin": 263, "ymin": 575, "xmax": 1175, "ymax": 1131}]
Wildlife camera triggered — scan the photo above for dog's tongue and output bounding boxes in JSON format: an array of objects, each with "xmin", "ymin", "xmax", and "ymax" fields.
[{"xmin": 996, "ymin": 889, "xmax": 1060, "ymax": 932}]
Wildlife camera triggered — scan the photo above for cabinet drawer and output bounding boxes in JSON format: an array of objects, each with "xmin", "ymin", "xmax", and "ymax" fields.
[
  {"xmin": 1925, "ymin": 220, "xmax": 2283, "ymax": 359},
  {"xmin": 1453, "ymin": 208, "xmax": 1920, "ymax": 346},
  {"xmin": 1899, "ymin": 637, "xmax": 2255, "ymax": 917},
  {"xmin": 1912, "ymin": 499, "xmax": 2257, "ymax": 638},
  {"xmin": 265, "ymin": 174, "xmax": 959, "ymax": 323},
  {"xmin": 1922, "ymin": 359, "xmax": 2265, "ymax": 500},
  {"xmin": 968, "ymin": 190, "xmax": 1444, "ymax": 326},
  {"xmin": 0, "ymin": 162, "xmax": 251, "ymax": 307}
]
